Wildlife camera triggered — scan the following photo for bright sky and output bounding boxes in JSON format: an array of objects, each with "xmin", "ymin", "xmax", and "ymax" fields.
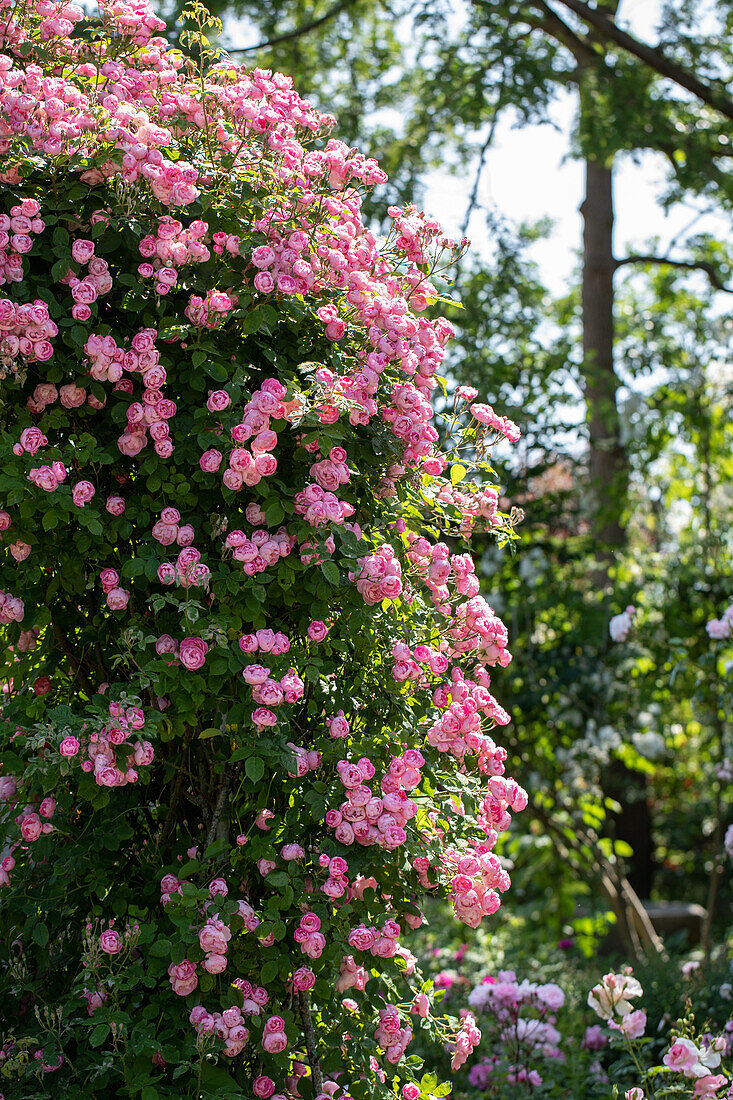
[{"xmin": 423, "ymin": 0, "xmax": 730, "ymax": 295}]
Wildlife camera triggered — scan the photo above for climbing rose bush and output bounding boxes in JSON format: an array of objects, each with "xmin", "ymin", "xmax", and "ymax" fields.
[{"xmin": 0, "ymin": 1, "xmax": 526, "ymax": 1096}]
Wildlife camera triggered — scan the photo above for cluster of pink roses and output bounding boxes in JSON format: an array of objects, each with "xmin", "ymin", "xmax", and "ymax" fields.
[
  {"xmin": 189, "ymin": 1004, "xmax": 249, "ymax": 1058},
  {"xmin": 388, "ymin": 203, "xmax": 450, "ymax": 270},
  {"xmin": 309, "ymin": 446, "xmax": 351, "ymax": 492},
  {"xmin": 0, "ymin": 297, "xmax": 55, "ymax": 372},
  {"xmin": 184, "ymin": 288, "xmax": 237, "ymax": 328},
  {"xmin": 662, "ymin": 1036, "xmax": 727, "ymax": 1094},
  {"xmin": 465, "ymin": 970, "xmax": 565, "ymax": 1088},
  {"xmin": 239, "ymin": 628, "xmax": 291, "ymax": 656},
  {"xmin": 335, "ymin": 954, "xmax": 368, "ymax": 993},
  {"xmin": 27, "ymin": 379, "xmax": 97, "ymax": 415},
  {"xmin": 440, "ymin": 841, "xmax": 512, "ymax": 927},
  {"xmin": 16, "ymin": 795, "xmax": 55, "ymax": 842},
  {"xmin": 241, "ymin": 663, "xmax": 305, "ymax": 723},
  {"xmin": 202, "ymin": 380, "xmax": 284, "ymax": 490},
  {"xmin": 450, "ymin": 1010, "xmax": 482, "ymax": 1071},
  {"xmin": 478, "ymin": 775, "xmax": 528, "ymax": 837},
  {"xmin": 382, "ymin": 381, "xmax": 439, "ymax": 469},
  {"xmin": 60, "ymin": 237, "xmax": 114, "ymax": 322},
  {"xmin": 470, "ymin": 402, "xmax": 521, "ymax": 443},
  {"xmin": 313, "ymin": 853, "xmax": 347, "ymax": 900},
  {"xmin": 150, "ymin": 506, "xmax": 192, "ymax": 548},
  {"xmin": 293, "ymin": 911, "xmax": 326, "ymax": 959},
  {"xmin": 83, "ymin": 328, "xmax": 175, "ymax": 458},
  {"xmin": 286, "ymin": 741, "xmax": 322, "ymax": 779},
  {"xmin": 351, "ymin": 544, "xmax": 403, "ymax": 604},
  {"xmin": 26, "ymin": 460, "xmax": 68, "ymax": 495},
  {"xmin": 99, "ymin": 568, "xmax": 130, "ymax": 612},
  {"xmin": 447, "ymin": 595, "xmax": 512, "ymax": 667},
  {"xmin": 436, "ymin": 481, "xmax": 502, "ymax": 537},
  {"xmin": 0, "ymin": 0, "xmax": 478, "ymax": 486},
  {"xmin": 585, "ymin": 970, "xmax": 730, "ymax": 1099},
  {"xmin": 138, "ymin": 215, "xmax": 215, "ymax": 294},
  {"xmin": 375, "ymin": 1005, "xmax": 413, "ymax": 1065},
  {"xmin": 406, "ymin": 535, "xmax": 480, "ymax": 613},
  {"xmin": 0, "ymin": 199, "xmax": 44, "ymax": 285},
  {"xmin": 225, "ymin": 526, "xmax": 296, "ymax": 576},
  {"xmin": 391, "ymin": 641, "xmax": 449, "ymax": 683},
  {"xmin": 198, "ymin": 916, "xmax": 232, "ymax": 976},
  {"xmin": 426, "ymin": 670, "xmax": 511, "ymax": 765},
  {"xmin": 157, "ymin": 547, "xmax": 210, "ymax": 590},
  {"xmin": 326, "ymin": 754, "xmax": 419, "ymax": 849},
  {"xmin": 56, "ymin": 702, "xmax": 154, "ymax": 790},
  {"xmin": 348, "ymin": 918, "xmax": 403, "ymax": 959},
  {"xmin": 261, "ymin": 1015, "xmax": 288, "ymax": 1056},
  {"xmin": 293, "ymin": 482, "xmax": 355, "ymax": 528},
  {"xmin": 0, "ymin": 1, "xmax": 529, "ymax": 1092}
]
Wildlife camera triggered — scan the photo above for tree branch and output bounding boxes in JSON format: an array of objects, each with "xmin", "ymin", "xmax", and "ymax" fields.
[
  {"xmin": 226, "ymin": 0, "xmax": 358, "ymax": 54},
  {"xmin": 551, "ymin": 0, "xmax": 733, "ymax": 120},
  {"xmin": 524, "ymin": 0, "xmax": 596, "ymax": 63},
  {"xmin": 613, "ymin": 253, "xmax": 732, "ymax": 292},
  {"xmin": 205, "ymin": 769, "xmax": 230, "ymax": 849},
  {"xmin": 297, "ymin": 990, "xmax": 323, "ymax": 1094}
]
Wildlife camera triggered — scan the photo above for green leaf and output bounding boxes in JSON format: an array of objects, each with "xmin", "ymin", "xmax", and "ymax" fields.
[
  {"xmin": 245, "ymin": 756, "xmax": 264, "ymax": 783},
  {"xmin": 320, "ymin": 560, "xmax": 340, "ymax": 586},
  {"xmin": 52, "ymin": 226, "xmax": 69, "ymax": 250},
  {"xmin": 199, "ymin": 727, "xmax": 223, "ymax": 739},
  {"xmin": 141, "ymin": 1088, "xmax": 159, "ymax": 1100},
  {"xmin": 89, "ymin": 1022, "xmax": 110, "ymax": 1047},
  {"xmin": 260, "ymin": 959, "xmax": 279, "ymax": 984},
  {"xmin": 42, "ymin": 510, "xmax": 58, "ymax": 531},
  {"xmin": 450, "ymin": 463, "xmax": 467, "ymax": 485},
  {"xmin": 148, "ymin": 939, "xmax": 172, "ymax": 958},
  {"xmin": 264, "ymin": 501, "xmax": 285, "ymax": 526},
  {"xmin": 241, "ymin": 308, "xmax": 262, "ymax": 335},
  {"xmin": 266, "ymin": 871, "xmax": 289, "ymax": 887},
  {"xmin": 33, "ymin": 922, "xmax": 49, "ymax": 947}
]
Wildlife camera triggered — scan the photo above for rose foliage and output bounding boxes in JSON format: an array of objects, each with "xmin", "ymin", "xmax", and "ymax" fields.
[{"xmin": 0, "ymin": 1, "xmax": 527, "ymax": 1096}]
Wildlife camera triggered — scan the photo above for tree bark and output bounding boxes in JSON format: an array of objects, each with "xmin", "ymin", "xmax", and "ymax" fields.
[
  {"xmin": 580, "ymin": 157, "xmax": 627, "ymax": 553},
  {"xmin": 580, "ymin": 147, "xmax": 654, "ymax": 897}
]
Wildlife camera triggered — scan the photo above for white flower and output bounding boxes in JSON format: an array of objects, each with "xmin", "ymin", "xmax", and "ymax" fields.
[
  {"xmin": 588, "ymin": 972, "xmax": 643, "ymax": 1021},
  {"xmin": 610, "ymin": 611, "xmax": 633, "ymax": 642}
]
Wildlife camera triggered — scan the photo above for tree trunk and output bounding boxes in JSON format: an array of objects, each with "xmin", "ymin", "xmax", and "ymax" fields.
[
  {"xmin": 580, "ymin": 158, "xmax": 627, "ymax": 553},
  {"xmin": 579, "ymin": 155, "xmax": 654, "ymax": 898}
]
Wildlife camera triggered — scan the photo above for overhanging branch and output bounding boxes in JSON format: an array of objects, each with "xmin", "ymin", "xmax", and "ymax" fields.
[
  {"xmin": 524, "ymin": 0, "xmax": 596, "ymax": 63},
  {"xmin": 614, "ymin": 253, "xmax": 732, "ymax": 292},
  {"xmin": 551, "ymin": 0, "xmax": 733, "ymax": 120},
  {"xmin": 226, "ymin": 0, "xmax": 358, "ymax": 54}
]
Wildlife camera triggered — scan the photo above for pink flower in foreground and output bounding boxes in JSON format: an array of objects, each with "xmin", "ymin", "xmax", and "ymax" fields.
[
  {"xmin": 307, "ymin": 620, "xmax": 329, "ymax": 642},
  {"xmin": 72, "ymin": 480, "xmax": 95, "ymax": 507},
  {"xmin": 179, "ymin": 637, "xmax": 208, "ymax": 671},
  {"xmin": 663, "ymin": 1038, "xmax": 701, "ymax": 1075},
  {"xmin": 99, "ymin": 929, "xmax": 121, "ymax": 954}
]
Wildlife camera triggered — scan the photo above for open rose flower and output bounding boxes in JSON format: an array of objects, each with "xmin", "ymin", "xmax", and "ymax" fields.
[
  {"xmin": 179, "ymin": 637, "xmax": 208, "ymax": 671},
  {"xmin": 99, "ymin": 929, "xmax": 121, "ymax": 954}
]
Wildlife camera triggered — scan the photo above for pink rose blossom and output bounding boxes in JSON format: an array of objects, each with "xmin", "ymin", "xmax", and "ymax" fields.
[
  {"xmin": 179, "ymin": 637, "xmax": 208, "ymax": 671},
  {"xmin": 99, "ymin": 929, "xmax": 121, "ymax": 954},
  {"xmin": 72, "ymin": 481, "xmax": 95, "ymax": 507}
]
